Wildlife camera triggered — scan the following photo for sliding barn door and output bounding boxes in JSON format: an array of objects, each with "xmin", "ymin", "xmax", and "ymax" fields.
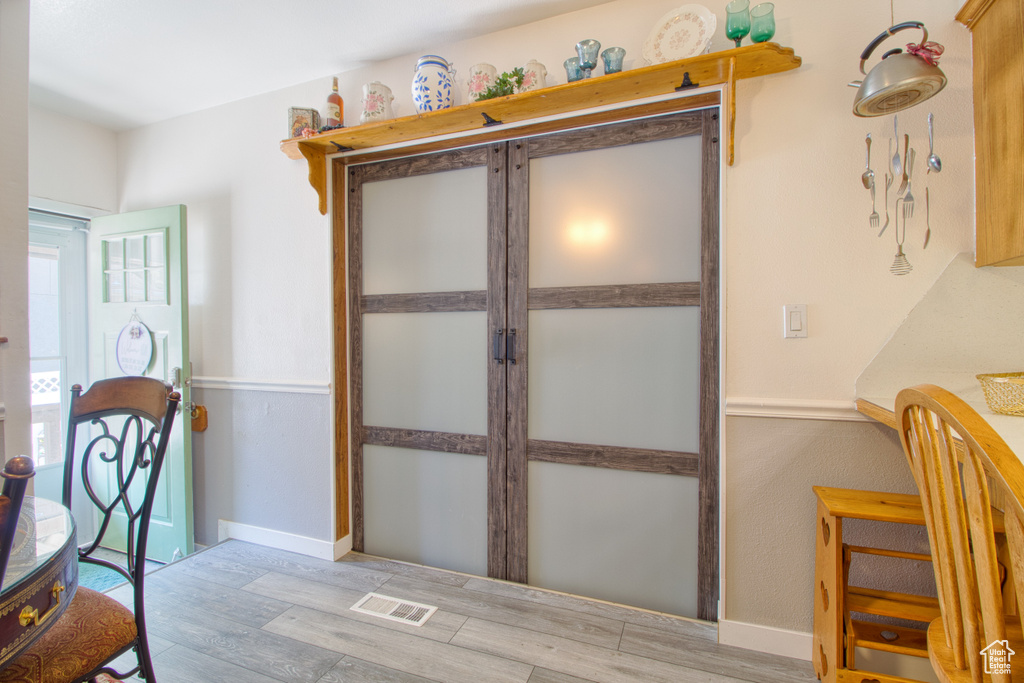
[
  {"xmin": 348, "ymin": 109, "xmax": 720, "ymax": 619},
  {"xmin": 348, "ymin": 146, "xmax": 508, "ymax": 577},
  {"xmin": 507, "ymin": 113, "xmax": 719, "ymax": 619}
]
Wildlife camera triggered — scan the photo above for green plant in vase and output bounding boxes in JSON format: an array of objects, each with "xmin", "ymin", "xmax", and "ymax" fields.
[{"xmin": 477, "ymin": 68, "xmax": 525, "ymax": 100}]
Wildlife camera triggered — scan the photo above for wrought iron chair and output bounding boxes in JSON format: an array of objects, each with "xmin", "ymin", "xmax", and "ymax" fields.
[
  {"xmin": 0, "ymin": 377, "xmax": 179, "ymax": 683},
  {"xmin": 896, "ymin": 384, "xmax": 1024, "ymax": 683},
  {"xmin": 0, "ymin": 456, "xmax": 35, "ymax": 591}
]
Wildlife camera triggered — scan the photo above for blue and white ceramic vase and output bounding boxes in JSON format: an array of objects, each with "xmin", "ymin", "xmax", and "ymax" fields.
[{"xmin": 412, "ymin": 55, "xmax": 454, "ymax": 113}]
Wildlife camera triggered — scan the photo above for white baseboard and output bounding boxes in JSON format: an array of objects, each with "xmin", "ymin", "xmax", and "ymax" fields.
[
  {"xmin": 717, "ymin": 619, "xmax": 812, "ymax": 661},
  {"xmin": 217, "ymin": 520, "xmax": 352, "ymax": 561}
]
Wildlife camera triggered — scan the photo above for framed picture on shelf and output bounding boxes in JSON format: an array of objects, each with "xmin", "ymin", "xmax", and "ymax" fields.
[{"xmin": 288, "ymin": 107, "xmax": 320, "ymax": 138}]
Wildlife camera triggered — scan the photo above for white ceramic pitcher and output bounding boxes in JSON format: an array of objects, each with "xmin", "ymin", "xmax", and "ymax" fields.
[{"xmin": 360, "ymin": 81, "xmax": 395, "ymax": 124}]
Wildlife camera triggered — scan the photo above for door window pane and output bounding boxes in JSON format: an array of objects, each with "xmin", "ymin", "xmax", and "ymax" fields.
[
  {"xmin": 362, "ymin": 166, "xmax": 488, "ymax": 295},
  {"xmin": 528, "ymin": 307, "xmax": 700, "ymax": 452},
  {"xmin": 146, "ymin": 234, "xmax": 165, "ymax": 267},
  {"xmin": 105, "ymin": 239, "xmax": 123, "ymax": 270},
  {"xmin": 30, "ymin": 359, "xmax": 63, "ymax": 467},
  {"xmin": 101, "ymin": 231, "xmax": 167, "ymax": 303},
  {"xmin": 126, "ymin": 236, "xmax": 144, "ymax": 268},
  {"xmin": 29, "ymin": 249, "xmax": 60, "ymax": 357},
  {"xmin": 127, "ymin": 270, "xmax": 146, "ymax": 302},
  {"xmin": 529, "ymin": 136, "xmax": 702, "ymax": 288},
  {"xmin": 363, "ymin": 311, "xmax": 487, "ymax": 436},
  {"xmin": 528, "ymin": 461, "xmax": 699, "ymax": 617},
  {"xmin": 363, "ymin": 445, "xmax": 487, "ymax": 576},
  {"xmin": 29, "ymin": 247, "xmax": 63, "ymax": 467}
]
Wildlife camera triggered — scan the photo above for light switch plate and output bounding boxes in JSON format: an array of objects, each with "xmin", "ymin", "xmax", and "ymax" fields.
[{"xmin": 784, "ymin": 304, "xmax": 807, "ymax": 338}]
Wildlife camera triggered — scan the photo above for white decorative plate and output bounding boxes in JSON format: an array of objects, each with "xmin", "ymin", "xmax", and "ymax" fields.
[{"xmin": 642, "ymin": 4, "xmax": 717, "ymax": 65}]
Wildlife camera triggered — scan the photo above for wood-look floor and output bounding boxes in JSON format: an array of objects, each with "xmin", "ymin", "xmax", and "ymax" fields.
[{"xmin": 105, "ymin": 540, "xmax": 815, "ymax": 683}]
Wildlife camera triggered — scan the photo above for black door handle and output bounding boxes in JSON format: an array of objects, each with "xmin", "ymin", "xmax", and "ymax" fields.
[{"xmin": 493, "ymin": 329, "xmax": 504, "ymax": 364}]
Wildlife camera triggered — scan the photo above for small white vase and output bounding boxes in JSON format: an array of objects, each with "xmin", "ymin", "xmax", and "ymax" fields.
[
  {"xmin": 360, "ymin": 81, "xmax": 395, "ymax": 124},
  {"xmin": 519, "ymin": 60, "xmax": 547, "ymax": 93},
  {"xmin": 412, "ymin": 55, "xmax": 455, "ymax": 113},
  {"xmin": 468, "ymin": 63, "xmax": 497, "ymax": 101}
]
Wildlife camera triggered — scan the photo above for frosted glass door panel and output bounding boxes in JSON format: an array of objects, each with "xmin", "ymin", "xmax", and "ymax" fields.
[
  {"xmin": 528, "ymin": 461, "xmax": 699, "ymax": 617},
  {"xmin": 529, "ymin": 136, "xmax": 702, "ymax": 288},
  {"xmin": 364, "ymin": 445, "xmax": 487, "ymax": 576},
  {"xmin": 362, "ymin": 167, "xmax": 488, "ymax": 295},
  {"xmin": 363, "ymin": 312, "xmax": 487, "ymax": 435},
  {"xmin": 528, "ymin": 307, "xmax": 700, "ymax": 452}
]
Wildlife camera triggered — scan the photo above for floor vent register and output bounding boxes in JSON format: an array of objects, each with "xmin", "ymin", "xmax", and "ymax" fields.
[{"xmin": 350, "ymin": 592, "xmax": 438, "ymax": 626}]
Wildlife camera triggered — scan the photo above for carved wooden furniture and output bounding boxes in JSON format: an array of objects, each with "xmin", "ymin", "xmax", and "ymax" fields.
[
  {"xmin": 956, "ymin": 0, "xmax": 1024, "ymax": 266},
  {"xmin": 0, "ymin": 497, "xmax": 77, "ymax": 672},
  {"xmin": 813, "ymin": 486, "xmax": 940, "ymax": 683},
  {"xmin": 896, "ymin": 384, "xmax": 1024, "ymax": 681},
  {"xmin": 0, "ymin": 377, "xmax": 179, "ymax": 683}
]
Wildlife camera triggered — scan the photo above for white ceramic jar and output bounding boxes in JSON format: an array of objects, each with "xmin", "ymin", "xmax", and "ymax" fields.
[
  {"xmin": 519, "ymin": 60, "xmax": 547, "ymax": 92},
  {"xmin": 467, "ymin": 63, "xmax": 498, "ymax": 101},
  {"xmin": 360, "ymin": 81, "xmax": 395, "ymax": 124},
  {"xmin": 412, "ymin": 55, "xmax": 455, "ymax": 113}
]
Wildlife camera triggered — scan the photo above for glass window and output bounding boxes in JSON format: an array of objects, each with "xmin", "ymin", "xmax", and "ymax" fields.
[{"xmin": 102, "ymin": 231, "xmax": 167, "ymax": 303}]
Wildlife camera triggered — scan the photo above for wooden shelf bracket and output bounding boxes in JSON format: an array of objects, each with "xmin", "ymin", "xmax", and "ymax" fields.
[{"xmin": 297, "ymin": 142, "xmax": 327, "ymax": 216}]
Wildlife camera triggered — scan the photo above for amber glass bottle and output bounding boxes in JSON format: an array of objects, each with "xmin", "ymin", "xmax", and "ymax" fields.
[{"xmin": 325, "ymin": 77, "xmax": 343, "ymax": 127}]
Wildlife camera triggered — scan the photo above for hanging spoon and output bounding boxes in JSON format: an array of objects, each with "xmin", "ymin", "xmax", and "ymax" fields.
[
  {"xmin": 891, "ymin": 114, "xmax": 902, "ymax": 178},
  {"xmin": 862, "ymin": 134, "xmax": 875, "ymax": 189},
  {"xmin": 927, "ymin": 113, "xmax": 942, "ymax": 173}
]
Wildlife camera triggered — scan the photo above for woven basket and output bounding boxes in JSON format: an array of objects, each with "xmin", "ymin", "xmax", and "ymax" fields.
[{"xmin": 977, "ymin": 373, "xmax": 1024, "ymax": 417}]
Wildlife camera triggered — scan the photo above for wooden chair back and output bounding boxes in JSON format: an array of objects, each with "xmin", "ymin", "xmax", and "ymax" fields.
[
  {"xmin": 0, "ymin": 456, "xmax": 34, "ymax": 591},
  {"xmin": 896, "ymin": 384, "xmax": 1024, "ymax": 682}
]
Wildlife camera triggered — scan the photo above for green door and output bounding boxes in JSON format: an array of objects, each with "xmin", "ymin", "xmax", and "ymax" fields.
[{"xmin": 87, "ymin": 205, "xmax": 193, "ymax": 563}]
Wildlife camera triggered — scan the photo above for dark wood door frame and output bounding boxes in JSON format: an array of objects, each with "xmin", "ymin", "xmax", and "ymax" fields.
[{"xmin": 334, "ymin": 102, "xmax": 721, "ymax": 621}]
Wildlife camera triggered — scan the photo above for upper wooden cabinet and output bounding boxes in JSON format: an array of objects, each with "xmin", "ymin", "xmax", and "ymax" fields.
[{"xmin": 958, "ymin": 0, "xmax": 1024, "ymax": 266}]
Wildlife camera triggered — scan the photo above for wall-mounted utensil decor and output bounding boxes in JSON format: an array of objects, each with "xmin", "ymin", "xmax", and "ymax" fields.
[
  {"xmin": 850, "ymin": 21, "xmax": 946, "ymax": 117},
  {"xmin": 862, "ymin": 133, "xmax": 875, "ymax": 189},
  {"xmin": 891, "ymin": 117, "xmax": 902, "ymax": 177},
  {"xmin": 896, "ymin": 133, "xmax": 909, "ymax": 195},
  {"xmin": 891, "ymin": 197, "xmax": 912, "ymax": 275},
  {"xmin": 878, "ymin": 172, "xmax": 892, "ymax": 237},
  {"xmin": 869, "ymin": 181, "xmax": 879, "ymax": 228},
  {"xmin": 927, "ymin": 112, "xmax": 942, "ymax": 173},
  {"xmin": 923, "ymin": 187, "xmax": 931, "ymax": 248},
  {"xmin": 903, "ymin": 148, "xmax": 916, "ymax": 219}
]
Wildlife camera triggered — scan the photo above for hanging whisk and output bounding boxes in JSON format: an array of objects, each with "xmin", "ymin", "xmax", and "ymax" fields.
[{"xmin": 891, "ymin": 197, "xmax": 912, "ymax": 275}]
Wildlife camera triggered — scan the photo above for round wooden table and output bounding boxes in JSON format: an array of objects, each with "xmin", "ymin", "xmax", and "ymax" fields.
[{"xmin": 0, "ymin": 497, "xmax": 78, "ymax": 670}]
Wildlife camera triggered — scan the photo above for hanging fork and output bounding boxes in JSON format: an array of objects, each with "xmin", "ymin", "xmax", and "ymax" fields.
[
  {"xmin": 878, "ymin": 172, "xmax": 893, "ymax": 237},
  {"xmin": 896, "ymin": 134, "xmax": 910, "ymax": 196},
  {"xmin": 903, "ymin": 149, "xmax": 916, "ymax": 219}
]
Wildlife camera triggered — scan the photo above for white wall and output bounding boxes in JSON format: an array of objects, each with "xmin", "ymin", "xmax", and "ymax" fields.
[
  {"xmin": 37, "ymin": 0, "xmax": 976, "ymax": 642},
  {"xmin": 28, "ymin": 105, "xmax": 117, "ymax": 215},
  {"xmin": 0, "ymin": 0, "xmax": 31, "ymax": 465}
]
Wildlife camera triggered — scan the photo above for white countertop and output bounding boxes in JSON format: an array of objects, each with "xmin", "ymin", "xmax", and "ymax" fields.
[{"xmin": 856, "ymin": 252, "xmax": 1024, "ymax": 458}]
